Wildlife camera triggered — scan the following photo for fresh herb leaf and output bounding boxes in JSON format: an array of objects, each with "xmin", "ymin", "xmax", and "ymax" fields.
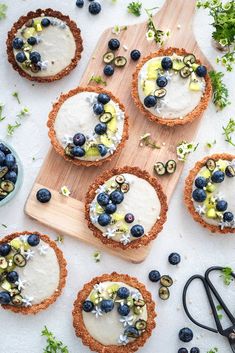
[
  {"xmin": 89, "ymin": 75, "xmax": 107, "ymax": 86},
  {"xmin": 0, "ymin": 3, "xmax": 7, "ymax": 20},
  {"xmin": 41, "ymin": 326, "xmax": 69, "ymax": 353},
  {"xmin": 207, "ymin": 348, "xmax": 218, "ymax": 353},
  {"xmin": 139, "ymin": 133, "xmax": 161, "ymax": 149},
  {"xmin": 7, "ymin": 121, "xmax": 21, "ymax": 136},
  {"xmin": 127, "ymin": 1, "xmax": 142, "ymax": 17},
  {"xmin": 205, "ymin": 139, "xmax": 216, "ymax": 148},
  {"xmin": 221, "ymin": 267, "xmax": 233, "ymax": 285},
  {"xmin": 60, "ymin": 186, "xmax": 71, "ymax": 197},
  {"xmin": 222, "ymin": 118, "xmax": 235, "ymax": 147},
  {"xmin": 209, "ymin": 71, "xmax": 230, "ymax": 110},
  {"xmin": 0, "ymin": 103, "xmax": 5, "ymax": 122},
  {"xmin": 55, "ymin": 235, "xmax": 64, "ymax": 244},
  {"xmin": 112, "ymin": 25, "xmax": 127, "ymax": 35},
  {"xmin": 145, "ymin": 7, "xmax": 170, "ymax": 45},
  {"xmin": 17, "ymin": 107, "xmax": 30, "ymax": 118},
  {"xmin": 93, "ymin": 251, "xmax": 101, "ymax": 263},
  {"xmin": 12, "ymin": 92, "xmax": 21, "ymax": 104}
]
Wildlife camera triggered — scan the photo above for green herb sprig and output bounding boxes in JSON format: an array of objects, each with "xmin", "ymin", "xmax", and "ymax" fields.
[
  {"xmin": 0, "ymin": 3, "xmax": 7, "ymax": 20},
  {"xmin": 127, "ymin": 1, "xmax": 142, "ymax": 17},
  {"xmin": 207, "ymin": 348, "xmax": 218, "ymax": 353},
  {"xmin": 89, "ymin": 75, "xmax": 107, "ymax": 86},
  {"xmin": 7, "ymin": 121, "xmax": 21, "ymax": 136},
  {"xmin": 222, "ymin": 118, "xmax": 235, "ymax": 147},
  {"xmin": 0, "ymin": 103, "xmax": 6, "ymax": 122},
  {"xmin": 145, "ymin": 7, "xmax": 170, "ymax": 45},
  {"xmin": 221, "ymin": 267, "xmax": 233, "ymax": 285},
  {"xmin": 42, "ymin": 326, "xmax": 69, "ymax": 353},
  {"xmin": 12, "ymin": 92, "xmax": 21, "ymax": 104},
  {"xmin": 209, "ymin": 71, "xmax": 230, "ymax": 110}
]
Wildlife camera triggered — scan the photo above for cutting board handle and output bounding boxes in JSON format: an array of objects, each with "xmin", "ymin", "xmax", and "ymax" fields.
[{"xmin": 154, "ymin": 0, "xmax": 197, "ymax": 23}]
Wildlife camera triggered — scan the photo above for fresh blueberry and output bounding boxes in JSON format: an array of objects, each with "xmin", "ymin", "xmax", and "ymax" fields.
[
  {"xmin": 168, "ymin": 252, "xmax": 181, "ymax": 265},
  {"xmin": 190, "ymin": 348, "xmax": 200, "ymax": 353},
  {"xmin": 41, "ymin": 18, "xmax": 51, "ymax": 27},
  {"xmin": 156, "ymin": 76, "xmax": 168, "ymax": 87},
  {"xmin": 11, "ymin": 164, "xmax": 18, "ymax": 174},
  {"xmin": 178, "ymin": 349, "xmax": 188, "ymax": 353},
  {"xmin": 6, "ymin": 271, "xmax": 19, "ymax": 283},
  {"xmin": 27, "ymin": 234, "xmax": 40, "ymax": 247},
  {"xmin": 131, "ymin": 224, "xmax": 144, "ymax": 238},
  {"xmin": 105, "ymin": 203, "xmax": 117, "ymax": 214},
  {"xmin": 98, "ymin": 213, "xmax": 111, "ymax": 226},
  {"xmin": 0, "ymin": 151, "xmax": 5, "ymax": 166},
  {"xmin": 16, "ymin": 52, "xmax": 27, "ymax": 63},
  {"xmin": 211, "ymin": 170, "xmax": 225, "ymax": 183},
  {"xmin": 97, "ymin": 192, "xmax": 110, "ymax": 206},
  {"xmin": 98, "ymin": 144, "xmax": 108, "ymax": 157},
  {"xmin": 12, "ymin": 37, "xmax": 24, "ymax": 50},
  {"xmin": 130, "ymin": 49, "xmax": 141, "ymax": 61},
  {"xmin": 225, "ymin": 165, "xmax": 235, "ymax": 177},
  {"xmin": 0, "ymin": 291, "xmax": 11, "ymax": 305},
  {"xmin": 223, "ymin": 212, "xmax": 234, "ymax": 223},
  {"xmin": 0, "ymin": 243, "xmax": 11, "ymax": 257},
  {"xmin": 124, "ymin": 326, "xmax": 139, "ymax": 338},
  {"xmin": 76, "ymin": 0, "xmax": 84, "ymax": 7},
  {"xmin": 95, "ymin": 123, "xmax": 107, "ymax": 135},
  {"xmin": 216, "ymin": 200, "xmax": 228, "ymax": 212},
  {"xmin": 118, "ymin": 303, "xmax": 130, "ymax": 316},
  {"xmin": 103, "ymin": 64, "xmax": 115, "ymax": 76},
  {"xmin": 108, "ymin": 38, "xmax": 120, "ymax": 51},
  {"xmin": 196, "ymin": 65, "xmax": 207, "ymax": 77},
  {"xmin": 5, "ymin": 154, "xmax": 16, "ymax": 169},
  {"xmin": 144, "ymin": 95, "xmax": 157, "ymax": 108},
  {"xmin": 192, "ymin": 188, "xmax": 207, "ymax": 202},
  {"xmin": 124, "ymin": 213, "xmax": 134, "ymax": 223},
  {"xmin": 148, "ymin": 270, "xmax": 161, "ymax": 282},
  {"xmin": 82, "ymin": 300, "xmax": 94, "ymax": 312},
  {"xmin": 195, "ymin": 176, "xmax": 207, "ymax": 189},
  {"xmin": 30, "ymin": 51, "xmax": 41, "ymax": 64},
  {"xmin": 89, "ymin": 1, "xmax": 102, "ymax": 15},
  {"xmin": 27, "ymin": 36, "xmax": 37, "ymax": 45},
  {"xmin": 161, "ymin": 56, "xmax": 173, "ymax": 70},
  {"xmin": 179, "ymin": 327, "xmax": 193, "ymax": 342},
  {"xmin": 71, "ymin": 146, "xmax": 85, "ymax": 157},
  {"xmin": 93, "ymin": 103, "xmax": 104, "ymax": 115},
  {"xmin": 110, "ymin": 190, "xmax": 124, "ymax": 204},
  {"xmin": 117, "ymin": 286, "xmax": 130, "ymax": 299},
  {"xmin": 0, "ymin": 143, "xmax": 10, "ymax": 155},
  {"xmin": 36, "ymin": 188, "xmax": 51, "ymax": 203},
  {"xmin": 73, "ymin": 133, "xmax": 86, "ymax": 146},
  {"xmin": 97, "ymin": 93, "xmax": 110, "ymax": 104},
  {"xmin": 100, "ymin": 299, "xmax": 114, "ymax": 313},
  {"xmin": 5, "ymin": 171, "xmax": 17, "ymax": 184}
]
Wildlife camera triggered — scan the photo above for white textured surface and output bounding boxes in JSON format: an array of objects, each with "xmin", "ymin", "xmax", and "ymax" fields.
[{"xmin": 0, "ymin": 1, "xmax": 235, "ymax": 352}]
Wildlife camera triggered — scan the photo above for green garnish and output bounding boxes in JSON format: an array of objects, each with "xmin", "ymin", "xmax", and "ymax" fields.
[
  {"xmin": 222, "ymin": 118, "xmax": 235, "ymax": 147},
  {"xmin": 112, "ymin": 25, "xmax": 127, "ymax": 35},
  {"xmin": 139, "ymin": 133, "xmax": 161, "ymax": 149},
  {"xmin": 145, "ymin": 7, "xmax": 170, "ymax": 45},
  {"xmin": 60, "ymin": 186, "xmax": 71, "ymax": 197},
  {"xmin": 216, "ymin": 304, "xmax": 223, "ymax": 320},
  {"xmin": 209, "ymin": 71, "xmax": 230, "ymax": 110},
  {"xmin": 42, "ymin": 326, "xmax": 69, "ymax": 353},
  {"xmin": 205, "ymin": 139, "xmax": 216, "ymax": 148},
  {"xmin": 207, "ymin": 348, "xmax": 218, "ymax": 353},
  {"xmin": 0, "ymin": 3, "xmax": 7, "ymax": 20},
  {"xmin": 55, "ymin": 235, "xmax": 64, "ymax": 244},
  {"xmin": 1, "ymin": 224, "xmax": 7, "ymax": 228},
  {"xmin": 17, "ymin": 107, "xmax": 30, "ymax": 118},
  {"xmin": 127, "ymin": 1, "xmax": 142, "ymax": 17},
  {"xmin": 176, "ymin": 141, "xmax": 199, "ymax": 161},
  {"xmin": 7, "ymin": 121, "xmax": 21, "ymax": 136},
  {"xmin": 221, "ymin": 266, "xmax": 233, "ymax": 285},
  {"xmin": 89, "ymin": 75, "xmax": 107, "ymax": 86},
  {"xmin": 0, "ymin": 103, "xmax": 5, "ymax": 122},
  {"xmin": 12, "ymin": 92, "xmax": 21, "ymax": 104},
  {"xmin": 93, "ymin": 251, "xmax": 102, "ymax": 263}
]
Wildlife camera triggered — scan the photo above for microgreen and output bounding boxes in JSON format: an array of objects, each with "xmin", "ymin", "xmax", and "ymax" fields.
[
  {"xmin": 209, "ymin": 71, "xmax": 230, "ymax": 110},
  {"xmin": 12, "ymin": 92, "xmax": 21, "ymax": 104},
  {"xmin": 139, "ymin": 133, "xmax": 161, "ymax": 149},
  {"xmin": 207, "ymin": 348, "xmax": 218, "ymax": 353},
  {"xmin": 41, "ymin": 326, "xmax": 69, "ymax": 353},
  {"xmin": 0, "ymin": 3, "xmax": 7, "ymax": 20},
  {"xmin": 112, "ymin": 25, "xmax": 127, "ymax": 35},
  {"xmin": 0, "ymin": 103, "xmax": 6, "ymax": 122},
  {"xmin": 7, "ymin": 121, "xmax": 21, "ymax": 136},
  {"xmin": 127, "ymin": 1, "xmax": 142, "ymax": 17},
  {"xmin": 216, "ymin": 304, "xmax": 223, "ymax": 320},
  {"xmin": 222, "ymin": 118, "xmax": 235, "ymax": 147},
  {"xmin": 60, "ymin": 186, "xmax": 71, "ymax": 197},
  {"xmin": 221, "ymin": 267, "xmax": 233, "ymax": 285},
  {"xmin": 93, "ymin": 251, "xmax": 102, "ymax": 263},
  {"xmin": 205, "ymin": 139, "xmax": 216, "ymax": 148},
  {"xmin": 145, "ymin": 7, "xmax": 170, "ymax": 45},
  {"xmin": 176, "ymin": 141, "xmax": 199, "ymax": 161},
  {"xmin": 17, "ymin": 107, "xmax": 30, "ymax": 118},
  {"xmin": 89, "ymin": 75, "xmax": 107, "ymax": 86},
  {"xmin": 55, "ymin": 235, "xmax": 64, "ymax": 244}
]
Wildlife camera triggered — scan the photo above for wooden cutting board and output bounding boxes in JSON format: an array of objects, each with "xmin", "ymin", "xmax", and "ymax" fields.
[{"xmin": 25, "ymin": 0, "xmax": 211, "ymax": 263}]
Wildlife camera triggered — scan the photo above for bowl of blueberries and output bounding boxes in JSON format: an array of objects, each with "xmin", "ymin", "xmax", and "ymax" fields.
[{"xmin": 0, "ymin": 140, "xmax": 23, "ymax": 206}]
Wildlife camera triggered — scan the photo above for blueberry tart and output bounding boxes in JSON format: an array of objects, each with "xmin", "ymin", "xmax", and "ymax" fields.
[
  {"xmin": 132, "ymin": 48, "xmax": 212, "ymax": 126},
  {"xmin": 48, "ymin": 87, "xmax": 129, "ymax": 167},
  {"xmin": 0, "ymin": 231, "xmax": 67, "ymax": 314},
  {"xmin": 73, "ymin": 273, "xmax": 156, "ymax": 353},
  {"xmin": 6, "ymin": 8, "xmax": 83, "ymax": 82},
  {"xmin": 85, "ymin": 166, "xmax": 168, "ymax": 249},
  {"xmin": 185, "ymin": 154, "xmax": 235, "ymax": 233}
]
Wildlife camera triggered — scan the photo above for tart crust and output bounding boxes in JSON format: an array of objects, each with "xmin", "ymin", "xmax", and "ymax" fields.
[
  {"xmin": 0, "ymin": 231, "xmax": 67, "ymax": 314},
  {"xmin": 184, "ymin": 153, "xmax": 235, "ymax": 234},
  {"xmin": 73, "ymin": 272, "xmax": 156, "ymax": 353},
  {"xmin": 85, "ymin": 166, "xmax": 168, "ymax": 249},
  {"xmin": 132, "ymin": 47, "xmax": 212, "ymax": 127},
  {"xmin": 47, "ymin": 86, "xmax": 129, "ymax": 167},
  {"xmin": 6, "ymin": 8, "xmax": 83, "ymax": 82}
]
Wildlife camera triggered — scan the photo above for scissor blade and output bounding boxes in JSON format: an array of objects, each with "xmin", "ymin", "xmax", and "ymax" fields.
[{"xmin": 229, "ymin": 340, "xmax": 235, "ymax": 353}]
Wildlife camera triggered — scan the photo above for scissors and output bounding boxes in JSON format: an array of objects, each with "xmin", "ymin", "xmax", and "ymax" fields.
[{"xmin": 183, "ymin": 266, "xmax": 235, "ymax": 352}]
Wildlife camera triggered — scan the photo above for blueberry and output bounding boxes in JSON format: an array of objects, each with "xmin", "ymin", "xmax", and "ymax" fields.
[
  {"xmin": 11, "ymin": 164, "xmax": 18, "ymax": 174},
  {"xmin": 0, "ymin": 151, "xmax": 5, "ymax": 166},
  {"xmin": 98, "ymin": 213, "xmax": 111, "ymax": 226},
  {"xmin": 6, "ymin": 271, "xmax": 19, "ymax": 283},
  {"xmin": 27, "ymin": 36, "xmax": 37, "ymax": 45},
  {"xmin": 192, "ymin": 188, "xmax": 207, "ymax": 202},
  {"xmin": 178, "ymin": 349, "xmax": 188, "ymax": 353},
  {"xmin": 27, "ymin": 234, "xmax": 40, "ymax": 247},
  {"xmin": 95, "ymin": 123, "xmax": 107, "ymax": 135},
  {"xmin": 211, "ymin": 170, "xmax": 225, "ymax": 183},
  {"xmin": 5, "ymin": 154, "xmax": 16, "ymax": 169},
  {"xmin": 97, "ymin": 93, "xmax": 110, "ymax": 104},
  {"xmin": 41, "ymin": 18, "xmax": 51, "ymax": 27},
  {"xmin": 105, "ymin": 203, "xmax": 117, "ymax": 214},
  {"xmin": 144, "ymin": 95, "xmax": 157, "ymax": 108},
  {"xmin": 36, "ymin": 188, "xmax": 51, "ymax": 203},
  {"xmin": 179, "ymin": 327, "xmax": 193, "ymax": 342},
  {"xmin": 97, "ymin": 193, "xmax": 110, "ymax": 206},
  {"xmin": 124, "ymin": 213, "xmax": 134, "ymax": 223},
  {"xmin": 98, "ymin": 144, "xmax": 108, "ymax": 157},
  {"xmin": 0, "ymin": 291, "xmax": 11, "ymax": 305},
  {"xmin": 118, "ymin": 303, "xmax": 130, "ymax": 316},
  {"xmin": 223, "ymin": 212, "xmax": 234, "ymax": 223},
  {"xmin": 5, "ymin": 171, "xmax": 17, "ymax": 184},
  {"xmin": 161, "ymin": 56, "xmax": 173, "ymax": 70},
  {"xmin": 108, "ymin": 38, "xmax": 120, "ymax": 51},
  {"xmin": 130, "ymin": 49, "xmax": 141, "ymax": 61},
  {"xmin": 12, "ymin": 37, "xmax": 24, "ymax": 50},
  {"xmin": 16, "ymin": 52, "xmax": 27, "ymax": 63},
  {"xmin": 124, "ymin": 326, "xmax": 139, "ymax": 338},
  {"xmin": 196, "ymin": 65, "xmax": 207, "ymax": 77},
  {"xmin": 0, "ymin": 243, "xmax": 11, "ymax": 257},
  {"xmin": 82, "ymin": 300, "xmax": 94, "ymax": 312},
  {"xmin": 148, "ymin": 270, "xmax": 161, "ymax": 282},
  {"xmin": 71, "ymin": 146, "xmax": 85, "ymax": 157},
  {"xmin": 100, "ymin": 299, "xmax": 114, "ymax": 313},
  {"xmin": 117, "ymin": 286, "xmax": 130, "ymax": 299},
  {"xmin": 110, "ymin": 190, "xmax": 124, "ymax": 204},
  {"xmin": 73, "ymin": 133, "xmax": 86, "ymax": 146},
  {"xmin": 156, "ymin": 76, "xmax": 168, "ymax": 87},
  {"xmin": 30, "ymin": 51, "xmax": 41, "ymax": 64},
  {"xmin": 216, "ymin": 200, "xmax": 228, "ymax": 212},
  {"xmin": 0, "ymin": 143, "xmax": 10, "ymax": 155},
  {"xmin": 93, "ymin": 103, "xmax": 104, "ymax": 115},
  {"xmin": 195, "ymin": 176, "xmax": 207, "ymax": 189},
  {"xmin": 190, "ymin": 348, "xmax": 200, "ymax": 353},
  {"xmin": 76, "ymin": 0, "xmax": 84, "ymax": 7},
  {"xmin": 131, "ymin": 224, "xmax": 144, "ymax": 238},
  {"xmin": 168, "ymin": 252, "xmax": 181, "ymax": 265},
  {"xmin": 89, "ymin": 1, "xmax": 102, "ymax": 15},
  {"xmin": 104, "ymin": 64, "xmax": 115, "ymax": 76}
]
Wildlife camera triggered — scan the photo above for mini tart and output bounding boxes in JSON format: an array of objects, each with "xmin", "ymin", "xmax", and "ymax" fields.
[
  {"xmin": 73, "ymin": 272, "xmax": 156, "ymax": 353},
  {"xmin": 6, "ymin": 8, "xmax": 83, "ymax": 82},
  {"xmin": 85, "ymin": 166, "xmax": 168, "ymax": 249},
  {"xmin": 132, "ymin": 47, "xmax": 212, "ymax": 127},
  {"xmin": 48, "ymin": 86, "xmax": 129, "ymax": 167},
  {"xmin": 185, "ymin": 154, "xmax": 235, "ymax": 234},
  {"xmin": 0, "ymin": 231, "xmax": 67, "ymax": 314}
]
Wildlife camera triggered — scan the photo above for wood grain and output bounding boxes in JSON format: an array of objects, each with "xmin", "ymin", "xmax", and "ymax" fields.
[{"xmin": 25, "ymin": 0, "xmax": 211, "ymax": 262}]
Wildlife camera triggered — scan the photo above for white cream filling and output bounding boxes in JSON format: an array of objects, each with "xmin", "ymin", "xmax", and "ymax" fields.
[
  {"xmin": 82, "ymin": 281, "xmax": 148, "ymax": 346},
  {"xmin": 138, "ymin": 55, "xmax": 205, "ymax": 119}
]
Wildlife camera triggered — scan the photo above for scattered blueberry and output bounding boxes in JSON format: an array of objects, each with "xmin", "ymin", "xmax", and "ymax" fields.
[
  {"xmin": 168, "ymin": 252, "xmax": 181, "ymax": 265},
  {"xmin": 117, "ymin": 286, "xmax": 130, "ymax": 299},
  {"xmin": 156, "ymin": 76, "xmax": 168, "ymax": 88},
  {"xmin": 82, "ymin": 300, "xmax": 94, "ymax": 312},
  {"xmin": 95, "ymin": 123, "xmax": 107, "ymax": 135},
  {"xmin": 100, "ymin": 299, "xmax": 114, "ymax": 313},
  {"xmin": 110, "ymin": 190, "xmax": 124, "ymax": 204},
  {"xmin": 41, "ymin": 18, "xmax": 51, "ymax": 27},
  {"xmin": 76, "ymin": 0, "xmax": 84, "ymax": 7},
  {"xmin": 216, "ymin": 200, "xmax": 228, "ymax": 212},
  {"xmin": 5, "ymin": 171, "xmax": 17, "ymax": 184},
  {"xmin": 178, "ymin": 349, "xmax": 188, "ymax": 353},
  {"xmin": 195, "ymin": 176, "xmax": 207, "ymax": 189},
  {"xmin": 27, "ymin": 234, "xmax": 40, "ymax": 247},
  {"xmin": 179, "ymin": 327, "xmax": 193, "ymax": 342},
  {"xmin": 98, "ymin": 144, "xmax": 108, "ymax": 157},
  {"xmin": 98, "ymin": 213, "xmax": 111, "ymax": 226},
  {"xmin": 103, "ymin": 64, "xmax": 115, "ymax": 76},
  {"xmin": 89, "ymin": 1, "xmax": 102, "ymax": 15},
  {"xmin": 118, "ymin": 303, "xmax": 130, "ymax": 316},
  {"xmin": 124, "ymin": 326, "xmax": 139, "ymax": 338},
  {"xmin": 223, "ymin": 212, "xmax": 234, "ymax": 223},
  {"xmin": 211, "ymin": 170, "xmax": 225, "ymax": 183},
  {"xmin": 97, "ymin": 193, "xmax": 110, "ymax": 206},
  {"xmin": 192, "ymin": 188, "xmax": 207, "ymax": 202},
  {"xmin": 190, "ymin": 348, "xmax": 200, "ymax": 353},
  {"xmin": 0, "ymin": 291, "xmax": 11, "ymax": 305},
  {"xmin": 161, "ymin": 56, "xmax": 173, "ymax": 70},
  {"xmin": 73, "ymin": 133, "xmax": 86, "ymax": 146},
  {"xmin": 0, "ymin": 143, "xmax": 10, "ymax": 155},
  {"xmin": 6, "ymin": 271, "xmax": 19, "ymax": 283},
  {"xmin": 196, "ymin": 65, "xmax": 207, "ymax": 77},
  {"xmin": 144, "ymin": 95, "xmax": 157, "ymax": 108},
  {"xmin": 148, "ymin": 270, "xmax": 161, "ymax": 282},
  {"xmin": 124, "ymin": 213, "xmax": 135, "ymax": 223},
  {"xmin": 11, "ymin": 164, "xmax": 18, "ymax": 174},
  {"xmin": 27, "ymin": 37, "xmax": 37, "ymax": 45},
  {"xmin": 0, "ymin": 243, "xmax": 11, "ymax": 257},
  {"xmin": 12, "ymin": 37, "xmax": 24, "ymax": 50},
  {"xmin": 105, "ymin": 203, "xmax": 117, "ymax": 214},
  {"xmin": 71, "ymin": 146, "xmax": 85, "ymax": 157},
  {"xmin": 93, "ymin": 103, "xmax": 104, "ymax": 115},
  {"xmin": 130, "ymin": 49, "xmax": 141, "ymax": 61},
  {"xmin": 108, "ymin": 38, "xmax": 120, "ymax": 51},
  {"xmin": 97, "ymin": 93, "xmax": 110, "ymax": 104},
  {"xmin": 16, "ymin": 52, "xmax": 27, "ymax": 63},
  {"xmin": 30, "ymin": 51, "xmax": 41, "ymax": 64},
  {"xmin": 131, "ymin": 224, "xmax": 144, "ymax": 238},
  {"xmin": 36, "ymin": 188, "xmax": 51, "ymax": 203},
  {"xmin": 0, "ymin": 151, "xmax": 5, "ymax": 166},
  {"xmin": 5, "ymin": 154, "xmax": 16, "ymax": 169}
]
